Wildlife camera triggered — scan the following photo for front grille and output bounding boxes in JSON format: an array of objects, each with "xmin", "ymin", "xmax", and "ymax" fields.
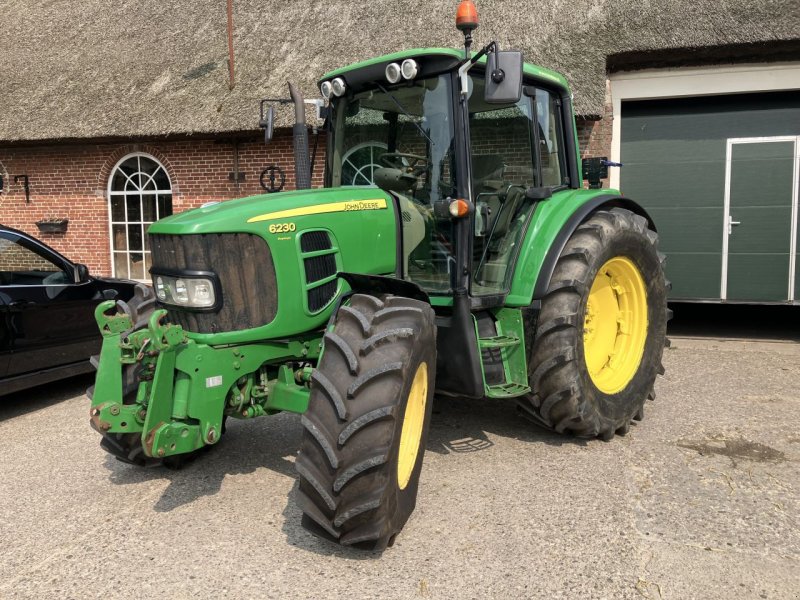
[
  {"xmin": 304, "ymin": 254, "xmax": 337, "ymax": 284},
  {"xmin": 300, "ymin": 230, "xmax": 333, "ymax": 252},
  {"xmin": 149, "ymin": 233, "xmax": 278, "ymax": 333},
  {"xmin": 299, "ymin": 230, "xmax": 338, "ymax": 313},
  {"xmin": 308, "ymin": 280, "xmax": 338, "ymax": 312}
]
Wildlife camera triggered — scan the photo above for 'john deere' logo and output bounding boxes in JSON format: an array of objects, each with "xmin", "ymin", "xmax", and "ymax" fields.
[
  {"xmin": 248, "ymin": 198, "xmax": 388, "ymax": 223},
  {"xmin": 345, "ymin": 201, "xmax": 381, "ymax": 211}
]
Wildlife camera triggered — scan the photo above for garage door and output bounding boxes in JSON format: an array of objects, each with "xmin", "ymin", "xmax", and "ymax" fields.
[{"xmin": 620, "ymin": 91, "xmax": 800, "ymax": 303}]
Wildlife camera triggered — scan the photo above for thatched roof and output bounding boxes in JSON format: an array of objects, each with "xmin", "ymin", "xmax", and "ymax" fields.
[{"xmin": 1, "ymin": 0, "xmax": 797, "ymax": 142}]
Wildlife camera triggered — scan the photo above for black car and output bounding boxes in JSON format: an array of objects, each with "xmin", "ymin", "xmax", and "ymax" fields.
[{"xmin": 0, "ymin": 225, "xmax": 148, "ymax": 396}]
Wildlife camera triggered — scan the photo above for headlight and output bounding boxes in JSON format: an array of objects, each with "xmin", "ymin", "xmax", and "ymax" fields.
[
  {"xmin": 152, "ymin": 272, "xmax": 219, "ymax": 310},
  {"xmin": 331, "ymin": 77, "xmax": 347, "ymax": 97},
  {"xmin": 401, "ymin": 59, "xmax": 419, "ymax": 80},
  {"xmin": 385, "ymin": 62, "xmax": 401, "ymax": 84},
  {"xmin": 320, "ymin": 80, "xmax": 332, "ymax": 99}
]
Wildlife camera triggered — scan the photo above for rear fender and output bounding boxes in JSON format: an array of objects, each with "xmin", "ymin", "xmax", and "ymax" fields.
[{"xmin": 506, "ymin": 190, "xmax": 654, "ymax": 306}]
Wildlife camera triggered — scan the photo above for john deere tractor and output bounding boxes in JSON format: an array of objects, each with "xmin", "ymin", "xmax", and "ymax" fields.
[{"xmin": 89, "ymin": 2, "xmax": 668, "ymax": 551}]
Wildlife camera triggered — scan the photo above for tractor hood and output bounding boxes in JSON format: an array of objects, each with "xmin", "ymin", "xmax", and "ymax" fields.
[
  {"xmin": 146, "ymin": 186, "xmax": 399, "ymax": 344},
  {"xmin": 149, "ymin": 187, "xmax": 395, "ymax": 236}
]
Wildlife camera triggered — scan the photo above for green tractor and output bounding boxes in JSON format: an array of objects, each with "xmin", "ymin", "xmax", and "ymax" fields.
[{"xmin": 89, "ymin": 3, "xmax": 668, "ymax": 551}]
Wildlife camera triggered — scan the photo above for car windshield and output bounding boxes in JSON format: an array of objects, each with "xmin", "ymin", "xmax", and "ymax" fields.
[{"xmin": 329, "ymin": 74, "xmax": 457, "ymax": 294}]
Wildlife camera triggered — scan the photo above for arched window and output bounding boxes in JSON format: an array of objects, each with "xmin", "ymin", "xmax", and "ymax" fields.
[
  {"xmin": 341, "ymin": 142, "xmax": 388, "ymax": 186},
  {"xmin": 107, "ymin": 153, "xmax": 173, "ymax": 280}
]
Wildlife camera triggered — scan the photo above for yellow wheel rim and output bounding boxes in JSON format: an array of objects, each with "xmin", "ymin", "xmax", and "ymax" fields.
[
  {"xmin": 583, "ymin": 257, "xmax": 648, "ymax": 395},
  {"xmin": 397, "ymin": 362, "xmax": 428, "ymax": 490}
]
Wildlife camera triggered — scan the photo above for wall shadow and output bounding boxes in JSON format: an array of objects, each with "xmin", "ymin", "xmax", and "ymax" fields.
[
  {"xmin": 668, "ymin": 302, "xmax": 800, "ymax": 342},
  {"xmin": 0, "ymin": 373, "xmax": 93, "ymax": 421}
]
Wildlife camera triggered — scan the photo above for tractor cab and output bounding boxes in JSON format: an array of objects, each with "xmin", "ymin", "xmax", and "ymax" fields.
[{"xmin": 319, "ymin": 47, "xmax": 578, "ymax": 305}]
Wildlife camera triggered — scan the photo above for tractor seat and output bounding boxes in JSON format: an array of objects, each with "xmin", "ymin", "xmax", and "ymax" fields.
[{"xmin": 472, "ymin": 154, "xmax": 505, "ymax": 191}]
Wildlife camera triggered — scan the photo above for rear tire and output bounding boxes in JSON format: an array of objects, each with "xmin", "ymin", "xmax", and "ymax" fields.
[
  {"xmin": 296, "ymin": 294, "xmax": 436, "ymax": 551},
  {"xmin": 519, "ymin": 208, "xmax": 669, "ymax": 440}
]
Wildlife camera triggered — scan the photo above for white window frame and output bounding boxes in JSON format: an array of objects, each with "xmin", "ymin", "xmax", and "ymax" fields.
[
  {"xmin": 721, "ymin": 136, "xmax": 800, "ymax": 301},
  {"xmin": 609, "ymin": 62, "xmax": 800, "ymax": 190},
  {"xmin": 107, "ymin": 152, "xmax": 173, "ymax": 281},
  {"xmin": 342, "ymin": 142, "xmax": 389, "ymax": 186}
]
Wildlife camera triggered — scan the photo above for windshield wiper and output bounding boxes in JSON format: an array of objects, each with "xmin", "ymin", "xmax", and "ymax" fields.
[{"xmin": 375, "ymin": 83, "xmax": 434, "ymax": 146}]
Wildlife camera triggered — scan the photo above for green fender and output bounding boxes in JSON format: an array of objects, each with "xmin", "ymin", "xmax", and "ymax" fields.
[{"xmin": 505, "ymin": 188, "xmax": 654, "ymax": 307}]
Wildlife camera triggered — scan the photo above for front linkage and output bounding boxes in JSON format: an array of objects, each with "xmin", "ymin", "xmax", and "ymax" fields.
[{"xmin": 89, "ymin": 300, "xmax": 321, "ymax": 463}]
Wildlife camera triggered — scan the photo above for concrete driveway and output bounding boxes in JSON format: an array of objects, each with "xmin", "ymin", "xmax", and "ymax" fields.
[{"xmin": 1, "ymin": 334, "xmax": 798, "ymax": 599}]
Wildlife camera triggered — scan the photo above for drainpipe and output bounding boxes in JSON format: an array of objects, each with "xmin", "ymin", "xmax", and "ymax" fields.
[
  {"xmin": 227, "ymin": 0, "xmax": 235, "ymax": 90},
  {"xmin": 288, "ymin": 82, "xmax": 311, "ymax": 190}
]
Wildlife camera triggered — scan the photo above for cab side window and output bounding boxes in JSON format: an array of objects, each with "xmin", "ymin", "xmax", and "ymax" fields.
[
  {"xmin": 468, "ymin": 77, "xmax": 538, "ymax": 294},
  {"xmin": 0, "ymin": 234, "xmax": 67, "ymax": 286},
  {"xmin": 535, "ymin": 88, "xmax": 568, "ymax": 187}
]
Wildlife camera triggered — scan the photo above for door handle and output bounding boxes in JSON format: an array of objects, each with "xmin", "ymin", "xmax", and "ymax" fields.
[
  {"xmin": 728, "ymin": 215, "xmax": 741, "ymax": 235},
  {"xmin": 9, "ymin": 300, "xmax": 35, "ymax": 308}
]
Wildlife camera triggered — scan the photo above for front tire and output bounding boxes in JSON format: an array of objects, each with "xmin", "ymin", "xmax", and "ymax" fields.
[
  {"xmin": 295, "ymin": 294, "xmax": 436, "ymax": 551},
  {"xmin": 519, "ymin": 208, "xmax": 669, "ymax": 440}
]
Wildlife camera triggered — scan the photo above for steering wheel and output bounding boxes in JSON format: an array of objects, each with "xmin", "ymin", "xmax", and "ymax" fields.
[{"xmin": 379, "ymin": 152, "xmax": 428, "ymax": 174}]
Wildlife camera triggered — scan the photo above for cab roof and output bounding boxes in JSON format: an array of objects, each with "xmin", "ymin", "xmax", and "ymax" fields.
[{"xmin": 320, "ymin": 47, "xmax": 570, "ymax": 94}]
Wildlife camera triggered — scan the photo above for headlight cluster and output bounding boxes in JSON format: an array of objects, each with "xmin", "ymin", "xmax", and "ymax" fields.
[
  {"xmin": 320, "ymin": 77, "xmax": 346, "ymax": 99},
  {"xmin": 154, "ymin": 273, "xmax": 218, "ymax": 309},
  {"xmin": 385, "ymin": 59, "xmax": 419, "ymax": 84},
  {"xmin": 320, "ymin": 59, "xmax": 419, "ymax": 98}
]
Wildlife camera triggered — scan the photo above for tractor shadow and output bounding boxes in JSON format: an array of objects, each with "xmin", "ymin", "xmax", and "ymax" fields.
[
  {"xmin": 278, "ymin": 394, "xmax": 596, "ymax": 560},
  {"xmin": 104, "ymin": 412, "xmax": 302, "ymax": 513},
  {"xmin": 104, "ymin": 390, "xmax": 595, "ymax": 554},
  {"xmin": 424, "ymin": 393, "xmax": 591, "ymax": 455}
]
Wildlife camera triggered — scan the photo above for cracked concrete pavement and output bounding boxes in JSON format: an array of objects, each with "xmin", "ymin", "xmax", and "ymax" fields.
[{"xmin": 0, "ymin": 334, "xmax": 798, "ymax": 599}]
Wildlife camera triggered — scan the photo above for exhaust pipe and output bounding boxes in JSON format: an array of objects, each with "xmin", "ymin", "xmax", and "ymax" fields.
[{"xmin": 288, "ymin": 82, "xmax": 311, "ymax": 190}]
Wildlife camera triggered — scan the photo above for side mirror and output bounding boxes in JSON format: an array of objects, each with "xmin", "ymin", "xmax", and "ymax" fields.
[
  {"xmin": 259, "ymin": 105, "xmax": 275, "ymax": 143},
  {"xmin": 525, "ymin": 186, "xmax": 553, "ymax": 201},
  {"xmin": 485, "ymin": 50, "xmax": 523, "ymax": 104},
  {"xmin": 75, "ymin": 263, "xmax": 90, "ymax": 283}
]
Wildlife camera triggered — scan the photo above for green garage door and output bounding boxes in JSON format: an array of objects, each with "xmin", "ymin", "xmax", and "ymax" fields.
[{"xmin": 621, "ymin": 91, "xmax": 800, "ymax": 303}]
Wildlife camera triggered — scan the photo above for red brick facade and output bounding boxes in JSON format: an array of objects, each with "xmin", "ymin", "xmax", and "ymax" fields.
[
  {"xmin": 576, "ymin": 81, "xmax": 615, "ymax": 186},
  {"xmin": 0, "ymin": 112, "xmax": 611, "ymax": 278},
  {"xmin": 0, "ymin": 135, "xmax": 325, "ymax": 275},
  {"xmin": 577, "ymin": 82, "xmax": 613, "ymax": 155}
]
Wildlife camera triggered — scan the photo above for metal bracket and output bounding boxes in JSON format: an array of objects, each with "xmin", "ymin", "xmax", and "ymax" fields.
[
  {"xmin": 13, "ymin": 175, "xmax": 30, "ymax": 203},
  {"xmin": 94, "ymin": 300, "xmax": 133, "ymax": 336},
  {"xmin": 147, "ymin": 310, "xmax": 186, "ymax": 350},
  {"xmin": 458, "ymin": 40, "xmax": 497, "ymax": 96}
]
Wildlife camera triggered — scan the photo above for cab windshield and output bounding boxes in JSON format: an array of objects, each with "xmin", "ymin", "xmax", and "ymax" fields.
[{"xmin": 329, "ymin": 74, "xmax": 457, "ymax": 293}]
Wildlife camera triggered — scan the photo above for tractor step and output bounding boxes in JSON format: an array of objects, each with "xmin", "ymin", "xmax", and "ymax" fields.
[
  {"xmin": 478, "ymin": 334, "xmax": 521, "ymax": 349},
  {"xmin": 485, "ymin": 381, "xmax": 531, "ymax": 398},
  {"xmin": 475, "ymin": 309, "xmax": 531, "ymax": 399}
]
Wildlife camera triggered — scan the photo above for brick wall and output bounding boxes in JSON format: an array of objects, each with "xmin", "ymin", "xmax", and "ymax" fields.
[
  {"xmin": 0, "ymin": 238, "xmax": 59, "ymax": 271},
  {"xmin": 0, "ymin": 133, "xmax": 324, "ymax": 276},
  {"xmin": 576, "ymin": 79, "xmax": 615, "ymax": 187},
  {"xmin": 0, "ymin": 111, "xmax": 609, "ymax": 278}
]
